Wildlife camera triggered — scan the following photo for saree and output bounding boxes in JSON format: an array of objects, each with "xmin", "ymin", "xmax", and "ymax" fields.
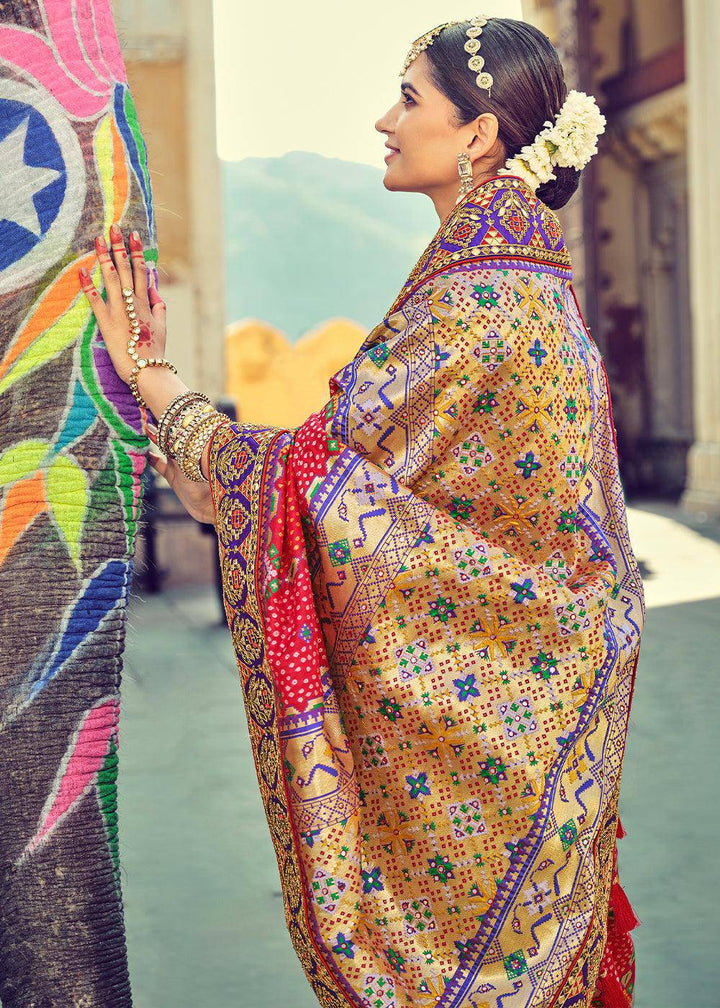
[{"xmin": 207, "ymin": 174, "xmax": 644, "ymax": 1008}]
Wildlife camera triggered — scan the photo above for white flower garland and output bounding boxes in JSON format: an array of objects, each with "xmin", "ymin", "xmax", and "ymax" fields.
[{"xmin": 499, "ymin": 89, "xmax": 607, "ymax": 192}]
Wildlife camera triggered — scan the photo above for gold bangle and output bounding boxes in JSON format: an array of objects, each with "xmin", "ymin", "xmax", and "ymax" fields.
[
  {"xmin": 166, "ymin": 401, "xmax": 216, "ymax": 462},
  {"xmin": 128, "ymin": 357, "xmax": 178, "ymax": 408},
  {"xmin": 179, "ymin": 413, "xmax": 226, "ymax": 482},
  {"xmin": 160, "ymin": 395, "xmax": 212, "ymax": 457},
  {"xmin": 181, "ymin": 412, "xmax": 226, "ymax": 478},
  {"xmin": 157, "ymin": 391, "xmax": 211, "ymax": 455}
]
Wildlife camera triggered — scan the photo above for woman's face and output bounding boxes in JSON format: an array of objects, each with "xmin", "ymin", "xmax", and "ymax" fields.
[{"xmin": 374, "ymin": 50, "xmax": 501, "ymax": 210}]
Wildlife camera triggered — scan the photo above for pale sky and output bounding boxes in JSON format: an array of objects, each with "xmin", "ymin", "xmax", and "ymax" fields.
[{"xmin": 213, "ymin": 1, "xmax": 524, "ymax": 165}]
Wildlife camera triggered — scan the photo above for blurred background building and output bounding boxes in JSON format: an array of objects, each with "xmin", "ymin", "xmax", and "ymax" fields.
[
  {"xmin": 522, "ymin": 0, "xmax": 717, "ymax": 517},
  {"xmin": 115, "ymin": 0, "xmax": 720, "ymax": 588}
]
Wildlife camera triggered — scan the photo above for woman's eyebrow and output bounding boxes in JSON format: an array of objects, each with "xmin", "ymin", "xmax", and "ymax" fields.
[{"xmin": 401, "ymin": 81, "xmax": 422, "ymax": 97}]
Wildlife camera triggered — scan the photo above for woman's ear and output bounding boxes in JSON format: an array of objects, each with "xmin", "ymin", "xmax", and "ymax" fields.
[{"xmin": 468, "ymin": 112, "xmax": 500, "ymax": 159}]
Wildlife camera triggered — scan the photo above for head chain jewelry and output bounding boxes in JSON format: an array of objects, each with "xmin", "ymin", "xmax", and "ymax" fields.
[
  {"xmin": 121, "ymin": 286, "xmax": 177, "ymax": 408},
  {"xmin": 400, "ymin": 15, "xmax": 493, "ymax": 96}
]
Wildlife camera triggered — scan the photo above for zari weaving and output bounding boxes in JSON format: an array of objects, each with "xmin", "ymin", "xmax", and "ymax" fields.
[{"xmin": 207, "ymin": 175, "xmax": 644, "ymax": 1008}]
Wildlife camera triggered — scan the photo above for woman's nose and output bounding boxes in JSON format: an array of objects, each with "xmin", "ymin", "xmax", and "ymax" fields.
[{"xmin": 375, "ymin": 106, "xmax": 395, "ymax": 133}]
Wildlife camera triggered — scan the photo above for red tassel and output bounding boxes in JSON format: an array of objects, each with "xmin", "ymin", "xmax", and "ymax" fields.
[
  {"xmin": 596, "ymin": 973, "xmax": 631, "ymax": 1008},
  {"xmin": 610, "ymin": 880, "xmax": 640, "ymax": 933},
  {"xmin": 616, "ymin": 815, "xmax": 626, "ymax": 839}
]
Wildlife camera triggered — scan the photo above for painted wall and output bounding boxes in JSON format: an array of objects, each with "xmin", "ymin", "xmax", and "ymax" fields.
[{"xmin": 0, "ymin": 1, "xmax": 155, "ymax": 1001}]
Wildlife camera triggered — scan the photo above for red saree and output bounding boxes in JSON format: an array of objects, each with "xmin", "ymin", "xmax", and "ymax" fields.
[{"xmin": 207, "ymin": 174, "xmax": 643, "ymax": 1007}]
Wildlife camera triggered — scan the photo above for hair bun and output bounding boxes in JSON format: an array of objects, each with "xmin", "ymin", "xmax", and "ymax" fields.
[{"xmin": 535, "ymin": 165, "xmax": 581, "ymax": 210}]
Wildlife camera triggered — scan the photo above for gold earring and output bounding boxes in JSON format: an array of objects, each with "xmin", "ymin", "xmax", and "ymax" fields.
[{"xmin": 456, "ymin": 152, "xmax": 475, "ymax": 204}]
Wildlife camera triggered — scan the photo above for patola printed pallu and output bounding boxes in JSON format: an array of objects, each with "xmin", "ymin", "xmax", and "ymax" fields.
[{"xmin": 207, "ymin": 174, "xmax": 644, "ymax": 1008}]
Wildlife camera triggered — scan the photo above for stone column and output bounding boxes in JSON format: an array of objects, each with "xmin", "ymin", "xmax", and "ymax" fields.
[
  {"xmin": 184, "ymin": 0, "xmax": 226, "ymax": 402},
  {"xmin": 681, "ymin": 0, "xmax": 720, "ymax": 518},
  {"xmin": 118, "ymin": 0, "xmax": 226, "ymax": 403}
]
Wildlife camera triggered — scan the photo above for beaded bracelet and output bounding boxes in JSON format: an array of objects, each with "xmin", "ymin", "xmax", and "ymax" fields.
[
  {"xmin": 157, "ymin": 391, "xmax": 211, "ymax": 456},
  {"xmin": 129, "ymin": 357, "xmax": 177, "ymax": 409},
  {"xmin": 121, "ymin": 284, "xmax": 179, "ymax": 409},
  {"xmin": 179, "ymin": 413, "xmax": 227, "ymax": 482}
]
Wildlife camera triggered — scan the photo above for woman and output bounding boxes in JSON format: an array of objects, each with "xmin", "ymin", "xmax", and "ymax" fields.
[{"xmin": 80, "ymin": 16, "xmax": 644, "ymax": 1008}]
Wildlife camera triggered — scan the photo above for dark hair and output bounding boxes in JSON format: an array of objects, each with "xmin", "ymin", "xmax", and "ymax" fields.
[{"xmin": 423, "ymin": 18, "xmax": 581, "ymax": 210}]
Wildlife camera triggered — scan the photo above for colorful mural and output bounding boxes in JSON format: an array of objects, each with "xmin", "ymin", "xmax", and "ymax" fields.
[{"xmin": 0, "ymin": 1, "xmax": 153, "ymax": 1001}]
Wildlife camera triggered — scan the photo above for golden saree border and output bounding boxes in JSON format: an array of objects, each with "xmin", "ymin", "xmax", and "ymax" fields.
[{"xmin": 208, "ymin": 421, "xmax": 353, "ymax": 1007}]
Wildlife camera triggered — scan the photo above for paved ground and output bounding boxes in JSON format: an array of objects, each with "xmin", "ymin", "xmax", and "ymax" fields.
[{"xmin": 118, "ymin": 501, "xmax": 720, "ymax": 1008}]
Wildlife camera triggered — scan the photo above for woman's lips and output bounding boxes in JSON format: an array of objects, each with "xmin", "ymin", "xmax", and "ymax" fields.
[{"xmin": 384, "ymin": 149, "xmax": 400, "ymax": 161}]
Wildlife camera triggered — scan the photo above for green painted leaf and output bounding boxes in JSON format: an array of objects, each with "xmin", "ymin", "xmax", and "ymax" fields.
[
  {"xmin": 112, "ymin": 441, "xmax": 146, "ymax": 551},
  {"xmin": 0, "ymin": 440, "xmax": 50, "ymax": 487},
  {"xmin": 45, "ymin": 454, "xmax": 88, "ymax": 571},
  {"xmin": 0, "ymin": 297, "xmax": 91, "ymax": 395}
]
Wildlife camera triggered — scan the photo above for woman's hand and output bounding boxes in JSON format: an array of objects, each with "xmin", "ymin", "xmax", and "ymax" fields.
[
  {"xmin": 146, "ymin": 425, "xmax": 216, "ymax": 525},
  {"xmin": 79, "ymin": 225, "xmax": 217, "ymax": 523},
  {"xmin": 79, "ymin": 224, "xmax": 166, "ymax": 385}
]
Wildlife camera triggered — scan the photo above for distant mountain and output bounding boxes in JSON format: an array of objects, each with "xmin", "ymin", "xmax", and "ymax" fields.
[{"xmin": 221, "ymin": 150, "xmax": 439, "ymax": 342}]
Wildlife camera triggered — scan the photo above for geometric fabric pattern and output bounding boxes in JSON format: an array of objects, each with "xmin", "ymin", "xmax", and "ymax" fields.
[{"xmin": 209, "ymin": 174, "xmax": 644, "ymax": 1007}]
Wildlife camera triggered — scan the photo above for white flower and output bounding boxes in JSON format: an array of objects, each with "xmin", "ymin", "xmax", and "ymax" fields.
[
  {"xmin": 521, "ymin": 139, "xmax": 555, "ymax": 183},
  {"xmin": 544, "ymin": 90, "xmax": 607, "ymax": 169},
  {"xmin": 501, "ymin": 89, "xmax": 607, "ymax": 187},
  {"xmin": 501, "ymin": 139, "xmax": 556, "ymax": 193},
  {"xmin": 499, "ymin": 159, "xmax": 544, "ymax": 192}
]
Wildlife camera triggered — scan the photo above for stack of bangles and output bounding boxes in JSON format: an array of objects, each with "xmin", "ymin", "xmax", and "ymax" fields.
[{"xmin": 155, "ymin": 391, "xmax": 231, "ymax": 483}]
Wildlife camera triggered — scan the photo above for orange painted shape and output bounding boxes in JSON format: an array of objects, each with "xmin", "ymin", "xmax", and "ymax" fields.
[
  {"xmin": 0, "ymin": 253, "xmax": 96, "ymax": 382},
  {"xmin": 0, "ymin": 471, "xmax": 48, "ymax": 566},
  {"xmin": 110, "ymin": 115, "xmax": 129, "ymax": 221}
]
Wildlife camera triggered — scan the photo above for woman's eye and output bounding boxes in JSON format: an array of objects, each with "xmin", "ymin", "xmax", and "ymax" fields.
[{"xmin": 401, "ymin": 94, "xmax": 414, "ymax": 106}]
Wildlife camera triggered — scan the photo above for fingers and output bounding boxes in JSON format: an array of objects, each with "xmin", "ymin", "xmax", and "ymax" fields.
[
  {"xmin": 78, "ymin": 266, "xmax": 110, "ymax": 326},
  {"xmin": 109, "ymin": 223, "xmax": 134, "ymax": 295},
  {"xmin": 147, "ymin": 266, "xmax": 166, "ymax": 317},
  {"xmin": 148, "ymin": 450, "xmax": 169, "ymax": 480},
  {"xmin": 128, "ymin": 230, "xmax": 150, "ymax": 313},
  {"xmin": 95, "ymin": 235, "xmax": 121, "ymax": 304}
]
